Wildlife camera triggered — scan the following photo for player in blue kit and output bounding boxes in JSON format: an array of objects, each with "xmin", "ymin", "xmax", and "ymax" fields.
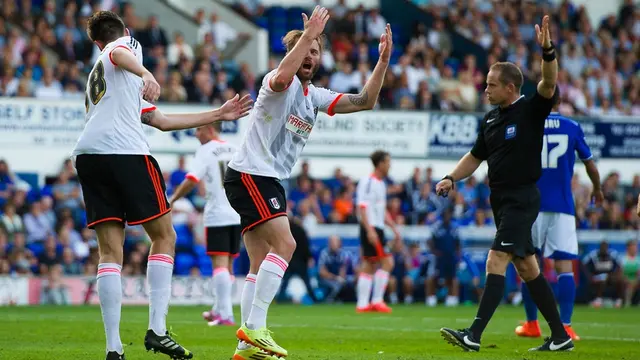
[{"xmin": 515, "ymin": 105, "xmax": 603, "ymax": 341}]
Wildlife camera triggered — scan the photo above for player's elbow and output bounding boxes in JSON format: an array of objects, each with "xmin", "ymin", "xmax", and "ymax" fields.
[{"xmin": 270, "ymin": 72, "xmax": 292, "ymax": 92}]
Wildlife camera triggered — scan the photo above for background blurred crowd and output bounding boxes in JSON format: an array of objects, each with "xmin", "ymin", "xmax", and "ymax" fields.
[
  {"xmin": 0, "ymin": 0, "xmax": 638, "ymax": 304},
  {"xmin": 0, "ymin": 0, "xmax": 638, "ymax": 116}
]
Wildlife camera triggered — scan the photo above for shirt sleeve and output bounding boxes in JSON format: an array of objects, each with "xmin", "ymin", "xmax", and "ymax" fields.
[
  {"xmin": 355, "ymin": 178, "xmax": 372, "ymax": 208},
  {"xmin": 263, "ymin": 69, "xmax": 298, "ymax": 96},
  {"xmin": 318, "ymin": 249, "xmax": 328, "ymax": 268},
  {"xmin": 574, "ymin": 123, "xmax": 593, "ymax": 161},
  {"xmin": 529, "ymin": 87, "xmax": 559, "ymax": 123},
  {"xmin": 470, "ymin": 119, "xmax": 488, "ymax": 160},
  {"xmin": 311, "ymin": 86, "xmax": 343, "ymax": 116},
  {"xmin": 141, "ymin": 99, "xmax": 156, "ymax": 114},
  {"xmin": 185, "ymin": 149, "xmax": 207, "ymax": 183}
]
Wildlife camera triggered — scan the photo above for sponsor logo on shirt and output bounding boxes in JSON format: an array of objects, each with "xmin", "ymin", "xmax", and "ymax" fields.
[
  {"xmin": 286, "ymin": 114, "xmax": 313, "ymax": 139},
  {"xmin": 505, "ymin": 124, "xmax": 517, "ymax": 139}
]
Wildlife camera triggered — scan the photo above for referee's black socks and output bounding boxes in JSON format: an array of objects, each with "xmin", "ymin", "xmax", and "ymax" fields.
[
  {"xmin": 525, "ymin": 273, "xmax": 568, "ymax": 339},
  {"xmin": 469, "ymin": 273, "xmax": 505, "ymax": 340}
]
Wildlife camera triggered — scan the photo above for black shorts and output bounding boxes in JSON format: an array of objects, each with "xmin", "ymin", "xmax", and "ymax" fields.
[
  {"xmin": 224, "ymin": 168, "xmax": 287, "ymax": 234},
  {"xmin": 205, "ymin": 225, "xmax": 242, "ymax": 257},
  {"xmin": 490, "ymin": 185, "xmax": 540, "ymax": 258},
  {"xmin": 359, "ymin": 226, "xmax": 390, "ymax": 260},
  {"xmin": 75, "ymin": 154, "xmax": 170, "ymax": 229}
]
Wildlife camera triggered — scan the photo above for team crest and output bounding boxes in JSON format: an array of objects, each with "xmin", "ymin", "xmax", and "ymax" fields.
[{"xmin": 269, "ymin": 197, "xmax": 281, "ymax": 209}]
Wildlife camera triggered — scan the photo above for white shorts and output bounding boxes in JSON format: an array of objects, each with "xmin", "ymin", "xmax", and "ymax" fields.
[{"xmin": 531, "ymin": 212, "xmax": 578, "ymax": 260}]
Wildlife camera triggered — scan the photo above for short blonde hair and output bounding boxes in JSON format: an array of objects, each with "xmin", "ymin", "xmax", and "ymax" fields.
[{"xmin": 282, "ymin": 30, "xmax": 325, "ymax": 54}]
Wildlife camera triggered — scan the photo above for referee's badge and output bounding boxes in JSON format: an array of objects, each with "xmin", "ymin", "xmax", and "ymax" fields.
[
  {"xmin": 505, "ymin": 124, "xmax": 517, "ymax": 139},
  {"xmin": 269, "ymin": 197, "xmax": 281, "ymax": 209}
]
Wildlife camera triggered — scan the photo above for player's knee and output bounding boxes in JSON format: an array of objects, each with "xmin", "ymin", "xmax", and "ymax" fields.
[
  {"xmin": 555, "ymin": 259, "xmax": 573, "ymax": 274},
  {"xmin": 98, "ymin": 239, "xmax": 124, "ymax": 264},
  {"xmin": 486, "ymin": 250, "xmax": 510, "ymax": 275},
  {"xmin": 381, "ymin": 256, "xmax": 394, "ymax": 271},
  {"xmin": 271, "ymin": 234, "xmax": 296, "ymax": 261},
  {"xmin": 212, "ymin": 256, "xmax": 229, "ymax": 269}
]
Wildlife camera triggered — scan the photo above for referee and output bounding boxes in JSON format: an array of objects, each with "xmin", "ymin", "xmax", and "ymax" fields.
[{"xmin": 437, "ymin": 16, "xmax": 573, "ymax": 353}]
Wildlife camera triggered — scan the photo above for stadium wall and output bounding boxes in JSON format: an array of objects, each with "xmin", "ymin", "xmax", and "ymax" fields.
[{"xmin": 1, "ymin": 98, "xmax": 638, "ymax": 184}]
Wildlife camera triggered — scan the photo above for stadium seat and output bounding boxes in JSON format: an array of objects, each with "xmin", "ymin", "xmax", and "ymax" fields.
[{"xmin": 174, "ymin": 253, "xmax": 196, "ymax": 275}]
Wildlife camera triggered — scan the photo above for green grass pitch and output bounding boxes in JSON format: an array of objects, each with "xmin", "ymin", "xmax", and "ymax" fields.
[{"xmin": 1, "ymin": 304, "xmax": 638, "ymax": 359}]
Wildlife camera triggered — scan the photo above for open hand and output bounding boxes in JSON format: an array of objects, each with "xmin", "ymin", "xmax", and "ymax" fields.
[
  {"xmin": 378, "ymin": 24, "xmax": 393, "ymax": 63},
  {"xmin": 218, "ymin": 94, "xmax": 253, "ymax": 121},
  {"xmin": 302, "ymin": 6, "xmax": 330, "ymax": 39},
  {"xmin": 535, "ymin": 15, "xmax": 552, "ymax": 48}
]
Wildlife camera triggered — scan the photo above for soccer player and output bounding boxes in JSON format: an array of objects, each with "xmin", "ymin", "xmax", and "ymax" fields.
[
  {"xmin": 516, "ymin": 104, "xmax": 603, "ymax": 340},
  {"xmin": 223, "ymin": 6, "xmax": 394, "ymax": 359},
  {"xmin": 436, "ymin": 16, "xmax": 574, "ymax": 352},
  {"xmin": 73, "ymin": 11, "xmax": 251, "ymax": 360},
  {"xmin": 168, "ymin": 122, "xmax": 241, "ymax": 327},
  {"xmin": 355, "ymin": 150, "xmax": 401, "ymax": 313}
]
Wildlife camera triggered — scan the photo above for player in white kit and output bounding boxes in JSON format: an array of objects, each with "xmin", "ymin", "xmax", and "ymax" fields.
[
  {"xmin": 169, "ymin": 122, "xmax": 241, "ymax": 327},
  {"xmin": 73, "ymin": 11, "xmax": 252, "ymax": 360},
  {"xmin": 355, "ymin": 151, "xmax": 401, "ymax": 314},
  {"xmin": 223, "ymin": 6, "xmax": 394, "ymax": 359}
]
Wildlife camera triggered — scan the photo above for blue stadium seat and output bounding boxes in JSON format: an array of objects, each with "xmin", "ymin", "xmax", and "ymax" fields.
[
  {"xmin": 255, "ymin": 17, "xmax": 269, "ymax": 29},
  {"xmin": 198, "ymin": 255, "xmax": 213, "ymax": 276}
]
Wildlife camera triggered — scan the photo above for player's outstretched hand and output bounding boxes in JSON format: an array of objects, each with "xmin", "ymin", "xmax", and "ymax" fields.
[
  {"xmin": 378, "ymin": 24, "xmax": 393, "ymax": 63},
  {"xmin": 218, "ymin": 94, "xmax": 253, "ymax": 121},
  {"xmin": 435, "ymin": 179, "xmax": 453, "ymax": 198},
  {"xmin": 302, "ymin": 5, "xmax": 330, "ymax": 39},
  {"xmin": 141, "ymin": 71, "xmax": 161, "ymax": 103},
  {"xmin": 535, "ymin": 15, "xmax": 552, "ymax": 48}
]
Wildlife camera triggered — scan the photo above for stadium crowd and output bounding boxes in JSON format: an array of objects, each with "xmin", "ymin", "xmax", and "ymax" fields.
[
  {"xmin": 0, "ymin": 0, "xmax": 639, "ymax": 304},
  {"xmin": 0, "ymin": 154, "xmax": 639, "ymax": 304},
  {"xmin": 0, "ymin": 0, "xmax": 638, "ymax": 116}
]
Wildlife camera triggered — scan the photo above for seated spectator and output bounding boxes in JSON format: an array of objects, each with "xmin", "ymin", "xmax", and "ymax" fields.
[
  {"xmin": 1, "ymin": 201, "xmax": 24, "ymax": 241},
  {"xmin": 52, "ymin": 170, "xmax": 83, "ymax": 223},
  {"xmin": 61, "ymin": 247, "xmax": 82, "ymax": 275},
  {"xmin": 582, "ymin": 241, "xmax": 624, "ymax": 308},
  {"xmin": 318, "ymin": 235, "xmax": 352, "ymax": 302},
  {"xmin": 23, "ymin": 199, "xmax": 54, "ymax": 244},
  {"xmin": 389, "ymin": 241, "xmax": 417, "ymax": 305},
  {"xmin": 38, "ymin": 235, "xmax": 61, "ymax": 275}
]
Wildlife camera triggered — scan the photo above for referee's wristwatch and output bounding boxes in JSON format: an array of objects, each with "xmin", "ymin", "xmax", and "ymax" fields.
[{"xmin": 442, "ymin": 175, "xmax": 455, "ymax": 189}]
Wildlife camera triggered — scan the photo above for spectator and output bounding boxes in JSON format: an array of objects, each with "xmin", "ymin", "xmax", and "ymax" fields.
[
  {"xmin": 199, "ymin": 13, "xmax": 238, "ymax": 51},
  {"xmin": 61, "ymin": 247, "xmax": 82, "ymax": 275},
  {"xmin": 167, "ymin": 31, "xmax": 194, "ymax": 67},
  {"xmin": 1, "ymin": 201, "xmax": 24, "ymax": 241},
  {"xmin": 582, "ymin": 241, "xmax": 624, "ymax": 308},
  {"xmin": 318, "ymin": 235, "xmax": 351, "ymax": 302},
  {"xmin": 34, "ymin": 67, "xmax": 63, "ymax": 100},
  {"xmin": 277, "ymin": 215, "xmax": 317, "ymax": 303},
  {"xmin": 138, "ymin": 15, "xmax": 168, "ymax": 51},
  {"xmin": 23, "ymin": 199, "xmax": 54, "ymax": 244},
  {"xmin": 38, "ymin": 235, "xmax": 60, "ymax": 275}
]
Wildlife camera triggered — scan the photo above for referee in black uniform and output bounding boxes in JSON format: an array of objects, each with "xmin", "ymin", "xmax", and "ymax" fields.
[{"xmin": 436, "ymin": 16, "xmax": 573, "ymax": 353}]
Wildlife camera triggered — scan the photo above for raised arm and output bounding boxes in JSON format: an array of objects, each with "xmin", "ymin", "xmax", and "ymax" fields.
[
  {"xmin": 141, "ymin": 94, "xmax": 252, "ymax": 131},
  {"xmin": 110, "ymin": 47, "xmax": 160, "ymax": 102},
  {"xmin": 331, "ymin": 24, "xmax": 393, "ymax": 114},
  {"xmin": 535, "ymin": 15, "xmax": 557, "ymax": 99},
  {"xmin": 270, "ymin": 6, "xmax": 330, "ymax": 91}
]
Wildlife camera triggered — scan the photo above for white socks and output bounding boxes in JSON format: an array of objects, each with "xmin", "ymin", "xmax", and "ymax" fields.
[
  {"xmin": 241, "ymin": 274, "xmax": 257, "ymax": 324},
  {"xmin": 246, "ymin": 253, "xmax": 287, "ymax": 329},
  {"xmin": 356, "ymin": 273, "xmax": 373, "ymax": 308},
  {"xmin": 97, "ymin": 263, "xmax": 123, "ymax": 354},
  {"xmin": 147, "ymin": 254, "xmax": 174, "ymax": 336},
  {"xmin": 213, "ymin": 267, "xmax": 233, "ymax": 320},
  {"xmin": 372, "ymin": 269, "xmax": 390, "ymax": 304}
]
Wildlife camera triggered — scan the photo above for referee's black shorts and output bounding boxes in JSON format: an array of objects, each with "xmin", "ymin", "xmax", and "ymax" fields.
[{"xmin": 489, "ymin": 184, "xmax": 540, "ymax": 258}]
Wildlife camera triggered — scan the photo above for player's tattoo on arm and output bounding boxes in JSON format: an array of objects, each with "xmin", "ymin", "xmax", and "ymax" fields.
[
  {"xmin": 141, "ymin": 111, "xmax": 153, "ymax": 125},
  {"xmin": 348, "ymin": 89, "xmax": 369, "ymax": 107}
]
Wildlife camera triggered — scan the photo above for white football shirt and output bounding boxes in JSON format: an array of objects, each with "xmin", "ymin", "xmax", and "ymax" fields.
[
  {"xmin": 228, "ymin": 70, "xmax": 343, "ymax": 180},
  {"xmin": 72, "ymin": 36, "xmax": 149, "ymax": 156},
  {"xmin": 356, "ymin": 175, "xmax": 387, "ymax": 229},
  {"xmin": 186, "ymin": 140, "xmax": 241, "ymax": 227}
]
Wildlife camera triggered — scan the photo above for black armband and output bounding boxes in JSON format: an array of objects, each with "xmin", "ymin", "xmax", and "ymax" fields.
[
  {"xmin": 541, "ymin": 41, "xmax": 556, "ymax": 62},
  {"xmin": 443, "ymin": 175, "xmax": 455, "ymax": 189},
  {"xmin": 542, "ymin": 51, "xmax": 556, "ymax": 62}
]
